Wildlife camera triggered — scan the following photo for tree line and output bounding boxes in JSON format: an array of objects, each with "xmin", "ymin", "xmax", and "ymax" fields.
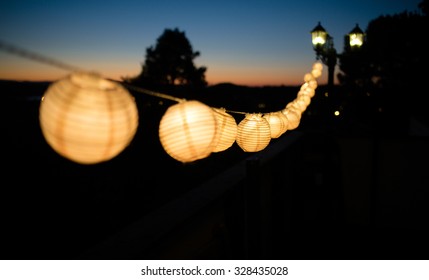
[{"xmin": 123, "ymin": 1, "xmax": 428, "ymax": 125}]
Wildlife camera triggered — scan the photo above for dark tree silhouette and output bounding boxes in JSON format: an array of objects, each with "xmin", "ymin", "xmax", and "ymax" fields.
[
  {"xmin": 128, "ymin": 28, "xmax": 207, "ymax": 88},
  {"xmin": 339, "ymin": 8, "xmax": 427, "ymax": 90},
  {"xmin": 337, "ymin": 1, "xmax": 429, "ymax": 126},
  {"xmin": 419, "ymin": 0, "xmax": 429, "ymax": 16}
]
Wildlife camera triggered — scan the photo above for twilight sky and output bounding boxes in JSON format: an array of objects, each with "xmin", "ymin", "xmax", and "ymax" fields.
[{"xmin": 0, "ymin": 0, "xmax": 422, "ymax": 86}]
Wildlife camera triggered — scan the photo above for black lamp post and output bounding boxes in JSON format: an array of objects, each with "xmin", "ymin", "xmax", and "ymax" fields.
[{"xmin": 311, "ymin": 22, "xmax": 364, "ymax": 91}]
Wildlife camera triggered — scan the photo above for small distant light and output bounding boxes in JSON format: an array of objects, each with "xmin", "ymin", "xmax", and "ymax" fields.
[
  {"xmin": 372, "ymin": 76, "xmax": 381, "ymax": 84},
  {"xmin": 348, "ymin": 24, "xmax": 364, "ymax": 47},
  {"xmin": 366, "ymin": 92, "xmax": 371, "ymax": 96},
  {"xmin": 378, "ymin": 107, "xmax": 383, "ymax": 112},
  {"xmin": 258, "ymin": 103, "xmax": 266, "ymax": 109},
  {"xmin": 334, "ymin": 110, "xmax": 340, "ymax": 116},
  {"xmin": 324, "ymin": 92, "xmax": 329, "ymax": 97},
  {"xmin": 349, "ymin": 34, "xmax": 363, "ymax": 47}
]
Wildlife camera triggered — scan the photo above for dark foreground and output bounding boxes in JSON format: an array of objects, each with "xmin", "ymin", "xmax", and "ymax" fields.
[{"xmin": 1, "ymin": 80, "xmax": 429, "ymax": 260}]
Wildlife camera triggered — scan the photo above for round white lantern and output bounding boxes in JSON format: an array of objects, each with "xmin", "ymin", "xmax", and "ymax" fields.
[
  {"xmin": 236, "ymin": 113, "xmax": 271, "ymax": 152},
  {"xmin": 39, "ymin": 72, "xmax": 139, "ymax": 164},
  {"xmin": 281, "ymin": 108, "xmax": 301, "ymax": 130},
  {"xmin": 304, "ymin": 73, "xmax": 315, "ymax": 83},
  {"xmin": 299, "ymin": 83, "xmax": 316, "ymax": 98},
  {"xmin": 312, "ymin": 61, "xmax": 323, "ymax": 71},
  {"xmin": 159, "ymin": 100, "xmax": 218, "ymax": 163},
  {"xmin": 277, "ymin": 110, "xmax": 289, "ymax": 134},
  {"xmin": 287, "ymin": 99, "xmax": 307, "ymax": 114},
  {"xmin": 308, "ymin": 79, "xmax": 318, "ymax": 89},
  {"xmin": 297, "ymin": 93, "xmax": 311, "ymax": 107},
  {"xmin": 263, "ymin": 111, "xmax": 288, "ymax": 138},
  {"xmin": 311, "ymin": 68, "xmax": 322, "ymax": 78},
  {"xmin": 212, "ymin": 107, "xmax": 237, "ymax": 152}
]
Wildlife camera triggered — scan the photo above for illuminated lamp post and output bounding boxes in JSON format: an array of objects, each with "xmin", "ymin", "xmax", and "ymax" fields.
[{"xmin": 311, "ymin": 22, "xmax": 364, "ymax": 91}]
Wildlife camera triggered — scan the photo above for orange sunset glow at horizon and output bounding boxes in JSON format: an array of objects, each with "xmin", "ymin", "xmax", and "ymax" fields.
[{"xmin": 0, "ymin": 55, "xmax": 329, "ymax": 87}]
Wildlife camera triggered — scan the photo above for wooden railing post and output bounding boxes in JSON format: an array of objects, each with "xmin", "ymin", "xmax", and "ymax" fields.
[{"xmin": 243, "ymin": 156, "xmax": 261, "ymax": 259}]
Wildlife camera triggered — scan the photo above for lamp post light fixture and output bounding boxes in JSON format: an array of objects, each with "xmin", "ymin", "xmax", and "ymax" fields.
[
  {"xmin": 311, "ymin": 22, "xmax": 364, "ymax": 90},
  {"xmin": 348, "ymin": 24, "xmax": 365, "ymax": 48}
]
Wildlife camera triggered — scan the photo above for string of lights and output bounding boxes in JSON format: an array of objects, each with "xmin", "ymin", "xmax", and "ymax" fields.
[
  {"xmin": 0, "ymin": 40, "xmax": 84, "ymax": 73},
  {"xmin": 1, "ymin": 39, "xmax": 323, "ymax": 164}
]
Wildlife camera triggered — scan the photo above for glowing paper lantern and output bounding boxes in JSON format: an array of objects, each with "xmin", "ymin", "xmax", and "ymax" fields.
[
  {"xmin": 39, "ymin": 72, "xmax": 139, "ymax": 164},
  {"xmin": 311, "ymin": 68, "xmax": 322, "ymax": 78},
  {"xmin": 159, "ymin": 100, "xmax": 218, "ymax": 163},
  {"xmin": 277, "ymin": 111, "xmax": 289, "ymax": 134},
  {"xmin": 299, "ymin": 83, "xmax": 316, "ymax": 98},
  {"xmin": 311, "ymin": 62, "xmax": 323, "ymax": 78},
  {"xmin": 236, "ymin": 113, "xmax": 271, "ymax": 152},
  {"xmin": 308, "ymin": 79, "xmax": 318, "ymax": 90},
  {"xmin": 282, "ymin": 108, "xmax": 301, "ymax": 130},
  {"xmin": 313, "ymin": 62, "xmax": 323, "ymax": 71},
  {"xmin": 304, "ymin": 73, "xmax": 315, "ymax": 83},
  {"xmin": 287, "ymin": 99, "xmax": 307, "ymax": 114},
  {"xmin": 212, "ymin": 108, "xmax": 237, "ymax": 152},
  {"xmin": 297, "ymin": 93, "xmax": 311, "ymax": 107},
  {"xmin": 263, "ymin": 111, "xmax": 288, "ymax": 138}
]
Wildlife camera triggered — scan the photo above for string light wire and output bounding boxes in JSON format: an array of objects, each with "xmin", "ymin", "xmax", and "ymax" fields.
[
  {"xmin": 0, "ymin": 40, "xmax": 84, "ymax": 73},
  {"xmin": 113, "ymin": 81, "xmax": 185, "ymax": 103},
  {"xmin": 0, "ymin": 39, "xmax": 322, "ymax": 163},
  {"xmin": 0, "ymin": 39, "xmax": 186, "ymax": 104},
  {"xmin": 0, "ymin": 39, "xmax": 316, "ymax": 115}
]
